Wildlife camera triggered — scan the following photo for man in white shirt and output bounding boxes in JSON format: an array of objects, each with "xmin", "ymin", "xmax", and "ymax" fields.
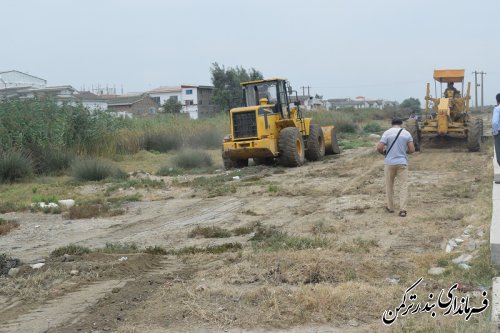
[{"xmin": 376, "ymin": 117, "xmax": 415, "ymax": 217}]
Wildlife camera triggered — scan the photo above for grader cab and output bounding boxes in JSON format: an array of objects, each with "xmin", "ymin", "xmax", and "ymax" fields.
[
  {"xmin": 406, "ymin": 69, "xmax": 482, "ymax": 152},
  {"xmin": 222, "ymin": 78, "xmax": 340, "ymax": 168}
]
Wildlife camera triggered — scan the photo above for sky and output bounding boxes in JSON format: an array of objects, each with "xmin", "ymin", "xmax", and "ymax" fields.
[{"xmin": 1, "ymin": 0, "xmax": 500, "ymax": 104}]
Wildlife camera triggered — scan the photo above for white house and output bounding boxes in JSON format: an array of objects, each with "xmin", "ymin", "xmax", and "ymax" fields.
[
  {"xmin": 148, "ymin": 86, "xmax": 182, "ymax": 106},
  {"xmin": 76, "ymin": 91, "xmax": 108, "ymax": 111},
  {"xmin": 148, "ymin": 85, "xmax": 217, "ymax": 119},
  {"xmin": 0, "ymin": 70, "xmax": 46, "ymax": 89}
]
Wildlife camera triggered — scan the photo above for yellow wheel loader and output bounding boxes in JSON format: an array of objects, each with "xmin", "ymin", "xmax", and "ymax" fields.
[
  {"xmin": 222, "ymin": 78, "xmax": 340, "ymax": 169},
  {"xmin": 406, "ymin": 69, "xmax": 482, "ymax": 152}
]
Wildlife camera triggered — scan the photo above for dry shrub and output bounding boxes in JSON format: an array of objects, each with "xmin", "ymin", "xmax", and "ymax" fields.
[
  {"xmin": 170, "ymin": 149, "xmax": 213, "ymax": 169},
  {"xmin": 144, "ymin": 130, "xmax": 181, "ymax": 152},
  {"xmin": 188, "ymin": 225, "xmax": 231, "ymax": 238},
  {"xmin": 67, "ymin": 203, "xmax": 125, "ymax": 219},
  {"xmin": 141, "ymin": 280, "xmax": 396, "ymax": 328},
  {"xmin": 0, "ymin": 218, "xmax": 19, "ymax": 236},
  {"xmin": 115, "ymin": 128, "xmax": 145, "ymax": 154},
  {"xmin": 0, "ymin": 149, "xmax": 34, "ymax": 183}
]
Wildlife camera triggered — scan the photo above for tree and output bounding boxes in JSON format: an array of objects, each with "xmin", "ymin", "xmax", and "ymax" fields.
[
  {"xmin": 162, "ymin": 98, "xmax": 182, "ymax": 114},
  {"xmin": 400, "ymin": 97, "xmax": 421, "ymax": 113},
  {"xmin": 210, "ymin": 62, "xmax": 264, "ymax": 111}
]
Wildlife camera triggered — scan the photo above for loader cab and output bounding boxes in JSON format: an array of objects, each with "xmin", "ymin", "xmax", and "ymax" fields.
[{"xmin": 242, "ymin": 79, "xmax": 293, "ymax": 118}]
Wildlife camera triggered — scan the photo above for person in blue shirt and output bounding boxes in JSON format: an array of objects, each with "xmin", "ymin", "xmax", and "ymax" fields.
[{"xmin": 493, "ymin": 93, "xmax": 500, "ymax": 169}]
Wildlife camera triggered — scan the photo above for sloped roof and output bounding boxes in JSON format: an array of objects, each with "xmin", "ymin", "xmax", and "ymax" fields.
[
  {"xmin": 0, "ymin": 70, "xmax": 47, "ymax": 82},
  {"xmin": 149, "ymin": 86, "xmax": 182, "ymax": 93},
  {"xmin": 76, "ymin": 91, "xmax": 106, "ymax": 102},
  {"xmin": 107, "ymin": 95, "xmax": 146, "ymax": 106}
]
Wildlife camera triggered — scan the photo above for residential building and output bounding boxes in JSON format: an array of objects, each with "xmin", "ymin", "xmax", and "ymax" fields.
[
  {"xmin": 148, "ymin": 85, "xmax": 217, "ymax": 119},
  {"xmin": 0, "ymin": 85, "xmax": 79, "ymax": 105},
  {"xmin": 76, "ymin": 91, "xmax": 108, "ymax": 111},
  {"xmin": 0, "ymin": 70, "xmax": 46, "ymax": 89},
  {"xmin": 106, "ymin": 94, "xmax": 158, "ymax": 118},
  {"xmin": 326, "ymin": 97, "xmax": 399, "ymax": 110}
]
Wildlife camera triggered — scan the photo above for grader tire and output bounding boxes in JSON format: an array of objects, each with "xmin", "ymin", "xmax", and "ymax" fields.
[
  {"xmin": 467, "ymin": 118, "xmax": 482, "ymax": 152},
  {"xmin": 278, "ymin": 127, "xmax": 305, "ymax": 167},
  {"xmin": 330, "ymin": 127, "xmax": 341, "ymax": 154},
  {"xmin": 305, "ymin": 124, "xmax": 326, "ymax": 161},
  {"xmin": 405, "ymin": 118, "xmax": 421, "ymax": 152}
]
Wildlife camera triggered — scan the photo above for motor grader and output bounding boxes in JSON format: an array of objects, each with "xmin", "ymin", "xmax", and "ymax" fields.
[
  {"xmin": 222, "ymin": 78, "xmax": 340, "ymax": 168},
  {"xmin": 405, "ymin": 69, "xmax": 482, "ymax": 152}
]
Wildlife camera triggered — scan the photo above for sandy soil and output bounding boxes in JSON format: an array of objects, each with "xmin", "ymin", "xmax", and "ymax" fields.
[{"xmin": 0, "ymin": 142, "xmax": 495, "ymax": 333}]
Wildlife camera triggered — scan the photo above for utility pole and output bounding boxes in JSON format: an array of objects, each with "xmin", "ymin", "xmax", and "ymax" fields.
[
  {"xmin": 473, "ymin": 70, "xmax": 486, "ymax": 111},
  {"xmin": 300, "ymin": 86, "xmax": 312, "ymax": 97},
  {"xmin": 480, "ymin": 71, "xmax": 486, "ymax": 112},
  {"xmin": 473, "ymin": 71, "xmax": 478, "ymax": 111}
]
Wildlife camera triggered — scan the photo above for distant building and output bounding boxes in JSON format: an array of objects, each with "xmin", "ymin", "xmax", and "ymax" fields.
[
  {"xmin": 0, "ymin": 70, "xmax": 46, "ymax": 90},
  {"xmin": 106, "ymin": 94, "xmax": 158, "ymax": 118},
  {"xmin": 76, "ymin": 91, "xmax": 108, "ymax": 111},
  {"xmin": 148, "ymin": 85, "xmax": 217, "ymax": 119},
  {"xmin": 326, "ymin": 97, "xmax": 398, "ymax": 110},
  {"xmin": 0, "ymin": 85, "xmax": 79, "ymax": 105}
]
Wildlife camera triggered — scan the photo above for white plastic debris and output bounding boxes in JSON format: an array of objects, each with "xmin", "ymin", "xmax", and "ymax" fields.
[
  {"xmin": 232, "ymin": 176, "xmax": 240, "ymax": 180},
  {"xmin": 58, "ymin": 199, "xmax": 75, "ymax": 209},
  {"xmin": 118, "ymin": 256, "xmax": 128, "ymax": 262},
  {"xmin": 34, "ymin": 225, "xmax": 40, "ymax": 228},
  {"xmin": 30, "ymin": 263, "xmax": 45, "ymax": 269},
  {"xmin": 455, "ymin": 238, "xmax": 464, "ymax": 244}
]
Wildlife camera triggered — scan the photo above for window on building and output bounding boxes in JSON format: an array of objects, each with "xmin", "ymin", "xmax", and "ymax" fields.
[
  {"xmin": 186, "ymin": 89, "xmax": 193, "ymax": 95},
  {"xmin": 199, "ymin": 100, "xmax": 202, "ymax": 105},
  {"xmin": 185, "ymin": 100, "xmax": 194, "ymax": 105},
  {"xmin": 168, "ymin": 96, "xmax": 178, "ymax": 102},
  {"xmin": 149, "ymin": 107, "xmax": 156, "ymax": 114},
  {"xmin": 152, "ymin": 96, "xmax": 160, "ymax": 105}
]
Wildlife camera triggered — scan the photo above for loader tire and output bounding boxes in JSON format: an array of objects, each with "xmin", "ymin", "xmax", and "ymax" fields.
[
  {"xmin": 278, "ymin": 127, "xmax": 305, "ymax": 167},
  {"xmin": 254, "ymin": 157, "xmax": 274, "ymax": 166},
  {"xmin": 405, "ymin": 118, "xmax": 421, "ymax": 152},
  {"xmin": 222, "ymin": 150, "xmax": 248, "ymax": 169},
  {"xmin": 305, "ymin": 124, "xmax": 325, "ymax": 161},
  {"xmin": 467, "ymin": 118, "xmax": 482, "ymax": 152}
]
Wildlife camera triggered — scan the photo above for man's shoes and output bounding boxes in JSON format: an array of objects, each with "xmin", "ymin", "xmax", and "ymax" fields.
[
  {"xmin": 385, "ymin": 207, "xmax": 394, "ymax": 213},
  {"xmin": 399, "ymin": 210, "xmax": 407, "ymax": 217}
]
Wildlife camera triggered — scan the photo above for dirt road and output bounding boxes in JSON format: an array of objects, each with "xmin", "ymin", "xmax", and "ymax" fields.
[{"xmin": 0, "ymin": 142, "xmax": 494, "ymax": 332}]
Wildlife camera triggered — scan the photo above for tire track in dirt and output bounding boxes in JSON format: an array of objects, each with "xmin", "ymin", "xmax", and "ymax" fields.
[
  {"xmin": 0, "ymin": 256, "xmax": 223, "ymax": 333},
  {"xmin": 0, "ymin": 279, "xmax": 128, "ymax": 333}
]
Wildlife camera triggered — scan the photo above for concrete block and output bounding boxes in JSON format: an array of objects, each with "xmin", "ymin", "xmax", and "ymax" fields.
[
  {"xmin": 491, "ymin": 185, "xmax": 500, "ymax": 266},
  {"xmin": 492, "ymin": 277, "xmax": 500, "ymax": 323},
  {"xmin": 494, "ymin": 147, "xmax": 500, "ymax": 183},
  {"xmin": 492, "ymin": 148, "xmax": 500, "ymax": 266}
]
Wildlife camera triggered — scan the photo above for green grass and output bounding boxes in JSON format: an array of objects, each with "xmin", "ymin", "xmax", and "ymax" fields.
[
  {"xmin": 188, "ymin": 225, "xmax": 232, "ymax": 238},
  {"xmin": 168, "ymin": 242, "xmax": 242, "ymax": 255},
  {"xmin": 268, "ymin": 184, "xmax": 280, "ymax": 193},
  {"xmin": 363, "ymin": 122, "xmax": 383, "ymax": 133},
  {"xmin": 31, "ymin": 195, "xmax": 59, "ymax": 203},
  {"xmin": 105, "ymin": 178, "xmax": 165, "ymax": 194},
  {"xmin": 144, "ymin": 245, "xmax": 168, "ymax": 255},
  {"xmin": 339, "ymin": 237, "xmax": 379, "ymax": 253},
  {"xmin": 250, "ymin": 225, "xmax": 329, "ymax": 251},
  {"xmin": 97, "ymin": 242, "xmax": 139, "ymax": 254},
  {"xmin": 51, "ymin": 244, "xmax": 92, "ymax": 257}
]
